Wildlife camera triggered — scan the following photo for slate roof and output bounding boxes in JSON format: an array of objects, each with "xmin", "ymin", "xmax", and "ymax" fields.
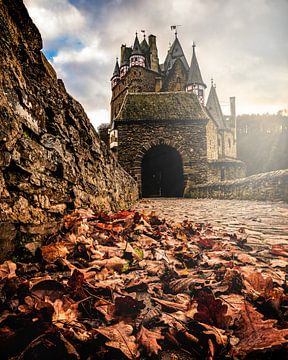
[
  {"xmin": 121, "ymin": 47, "xmax": 132, "ymax": 66},
  {"xmin": 115, "ymin": 92, "xmax": 209, "ymax": 122},
  {"xmin": 132, "ymin": 34, "xmax": 143, "ymax": 55},
  {"xmin": 164, "ymin": 37, "xmax": 189, "ymax": 73},
  {"xmin": 111, "ymin": 59, "xmax": 120, "ymax": 78},
  {"xmin": 206, "ymin": 84, "xmax": 226, "ymax": 129},
  {"xmin": 187, "ymin": 44, "xmax": 206, "ymax": 87}
]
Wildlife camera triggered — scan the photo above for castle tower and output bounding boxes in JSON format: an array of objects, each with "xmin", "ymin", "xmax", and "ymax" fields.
[
  {"xmin": 120, "ymin": 45, "xmax": 131, "ymax": 78},
  {"xmin": 140, "ymin": 34, "xmax": 151, "ymax": 69},
  {"xmin": 148, "ymin": 34, "xmax": 160, "ymax": 73},
  {"xmin": 186, "ymin": 42, "xmax": 206, "ymax": 105},
  {"xmin": 130, "ymin": 33, "xmax": 145, "ymax": 68},
  {"xmin": 111, "ymin": 58, "xmax": 120, "ymax": 89}
]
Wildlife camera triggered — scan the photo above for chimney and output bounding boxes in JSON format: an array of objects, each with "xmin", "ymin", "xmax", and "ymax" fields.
[
  {"xmin": 120, "ymin": 44, "xmax": 126, "ymax": 65},
  {"xmin": 230, "ymin": 97, "xmax": 236, "ymax": 120},
  {"xmin": 148, "ymin": 34, "xmax": 159, "ymax": 73}
]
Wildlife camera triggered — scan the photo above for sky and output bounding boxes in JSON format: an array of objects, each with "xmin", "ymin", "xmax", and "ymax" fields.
[{"xmin": 23, "ymin": 0, "xmax": 288, "ymax": 129}]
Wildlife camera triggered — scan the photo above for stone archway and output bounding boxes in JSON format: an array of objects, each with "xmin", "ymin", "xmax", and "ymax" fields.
[{"xmin": 141, "ymin": 144, "xmax": 184, "ymax": 197}]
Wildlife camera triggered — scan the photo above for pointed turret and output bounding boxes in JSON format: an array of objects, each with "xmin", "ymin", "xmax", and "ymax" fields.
[
  {"xmin": 186, "ymin": 42, "xmax": 206, "ymax": 105},
  {"xmin": 130, "ymin": 32, "xmax": 145, "ymax": 67},
  {"xmin": 206, "ymin": 79, "xmax": 225, "ymax": 129},
  {"xmin": 164, "ymin": 35, "xmax": 189, "ymax": 73},
  {"xmin": 120, "ymin": 45, "xmax": 131, "ymax": 77},
  {"xmin": 140, "ymin": 35, "xmax": 151, "ymax": 68},
  {"xmin": 186, "ymin": 41, "xmax": 206, "ymax": 105},
  {"xmin": 111, "ymin": 58, "xmax": 120, "ymax": 89},
  {"xmin": 187, "ymin": 43, "xmax": 205, "ymax": 87}
]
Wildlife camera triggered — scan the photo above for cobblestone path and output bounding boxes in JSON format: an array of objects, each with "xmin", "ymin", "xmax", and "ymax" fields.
[{"xmin": 134, "ymin": 198, "xmax": 288, "ymax": 248}]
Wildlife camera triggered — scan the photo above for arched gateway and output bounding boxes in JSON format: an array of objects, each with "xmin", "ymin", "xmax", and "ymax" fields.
[{"xmin": 141, "ymin": 144, "xmax": 184, "ymax": 197}]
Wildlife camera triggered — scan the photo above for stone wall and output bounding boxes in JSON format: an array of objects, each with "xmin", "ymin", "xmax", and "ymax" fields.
[
  {"xmin": 0, "ymin": 0, "xmax": 138, "ymax": 261},
  {"xmin": 185, "ymin": 169, "xmax": 288, "ymax": 202},
  {"xmin": 116, "ymin": 120, "xmax": 209, "ymax": 193},
  {"xmin": 111, "ymin": 66, "xmax": 161, "ymax": 120}
]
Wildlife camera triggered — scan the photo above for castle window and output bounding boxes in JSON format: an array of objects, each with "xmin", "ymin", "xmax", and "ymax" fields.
[{"xmin": 228, "ymin": 139, "xmax": 231, "ymax": 148}]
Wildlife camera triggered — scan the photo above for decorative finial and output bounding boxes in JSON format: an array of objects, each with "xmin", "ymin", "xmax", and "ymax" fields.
[
  {"xmin": 211, "ymin": 77, "xmax": 214, "ymax": 86},
  {"xmin": 170, "ymin": 25, "xmax": 182, "ymax": 38},
  {"xmin": 192, "ymin": 41, "xmax": 196, "ymax": 48},
  {"xmin": 141, "ymin": 30, "xmax": 146, "ymax": 39},
  {"xmin": 135, "ymin": 31, "xmax": 138, "ymax": 37}
]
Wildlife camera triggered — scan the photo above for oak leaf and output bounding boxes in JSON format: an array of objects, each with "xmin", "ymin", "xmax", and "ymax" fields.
[
  {"xmin": 96, "ymin": 321, "xmax": 139, "ymax": 359},
  {"xmin": 233, "ymin": 301, "xmax": 288, "ymax": 356},
  {"xmin": 137, "ymin": 326, "xmax": 163, "ymax": 356},
  {"xmin": 194, "ymin": 291, "xmax": 231, "ymax": 329}
]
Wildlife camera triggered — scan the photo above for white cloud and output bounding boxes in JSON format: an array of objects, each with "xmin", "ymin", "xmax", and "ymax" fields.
[
  {"xmin": 24, "ymin": 0, "xmax": 85, "ymax": 42},
  {"xmin": 24, "ymin": 0, "xmax": 288, "ymax": 129}
]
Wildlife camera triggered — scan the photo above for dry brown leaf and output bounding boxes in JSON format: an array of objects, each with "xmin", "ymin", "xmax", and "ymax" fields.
[
  {"xmin": 137, "ymin": 326, "xmax": 163, "ymax": 356},
  {"xmin": 41, "ymin": 243, "xmax": 69, "ymax": 263},
  {"xmin": 233, "ymin": 301, "xmax": 288, "ymax": 356},
  {"xmin": 152, "ymin": 297, "xmax": 189, "ymax": 311},
  {"xmin": 0, "ymin": 260, "xmax": 17, "ymax": 280},
  {"xmin": 96, "ymin": 321, "xmax": 139, "ymax": 359},
  {"xmin": 50, "ymin": 299, "xmax": 78, "ymax": 326}
]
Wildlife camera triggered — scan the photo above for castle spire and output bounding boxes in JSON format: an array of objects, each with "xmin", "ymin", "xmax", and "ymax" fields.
[
  {"xmin": 164, "ymin": 35, "xmax": 189, "ymax": 73},
  {"xmin": 206, "ymin": 80, "xmax": 225, "ymax": 129},
  {"xmin": 186, "ymin": 42, "xmax": 206, "ymax": 105},
  {"xmin": 110, "ymin": 58, "xmax": 120, "ymax": 89},
  {"xmin": 130, "ymin": 32, "xmax": 145, "ymax": 68},
  {"xmin": 112, "ymin": 57, "xmax": 120, "ymax": 78},
  {"xmin": 132, "ymin": 32, "xmax": 143, "ymax": 55},
  {"xmin": 187, "ymin": 42, "xmax": 205, "ymax": 87}
]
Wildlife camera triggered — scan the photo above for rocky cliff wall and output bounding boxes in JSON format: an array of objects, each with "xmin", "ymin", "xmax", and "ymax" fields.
[
  {"xmin": 0, "ymin": 0, "xmax": 138, "ymax": 260},
  {"xmin": 185, "ymin": 169, "xmax": 288, "ymax": 202}
]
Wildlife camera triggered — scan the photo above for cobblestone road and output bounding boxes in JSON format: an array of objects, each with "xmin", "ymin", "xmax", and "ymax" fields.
[{"xmin": 134, "ymin": 198, "xmax": 288, "ymax": 247}]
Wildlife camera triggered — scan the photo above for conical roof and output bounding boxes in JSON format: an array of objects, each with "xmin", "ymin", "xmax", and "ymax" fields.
[
  {"xmin": 206, "ymin": 81, "xmax": 225, "ymax": 129},
  {"xmin": 140, "ymin": 38, "xmax": 149, "ymax": 53},
  {"xmin": 132, "ymin": 33, "xmax": 143, "ymax": 55},
  {"xmin": 121, "ymin": 47, "xmax": 132, "ymax": 66},
  {"xmin": 164, "ymin": 36, "xmax": 189, "ymax": 73},
  {"xmin": 187, "ymin": 43, "xmax": 206, "ymax": 87},
  {"xmin": 111, "ymin": 58, "xmax": 120, "ymax": 78}
]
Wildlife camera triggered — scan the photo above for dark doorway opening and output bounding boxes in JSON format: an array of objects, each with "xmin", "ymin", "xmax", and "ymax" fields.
[{"xmin": 141, "ymin": 144, "xmax": 184, "ymax": 197}]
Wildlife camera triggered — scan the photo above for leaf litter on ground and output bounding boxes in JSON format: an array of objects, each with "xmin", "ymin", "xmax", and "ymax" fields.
[{"xmin": 0, "ymin": 208, "xmax": 287, "ymax": 359}]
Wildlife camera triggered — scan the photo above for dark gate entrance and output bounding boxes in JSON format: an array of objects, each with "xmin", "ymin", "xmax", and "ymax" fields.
[{"xmin": 141, "ymin": 144, "xmax": 184, "ymax": 197}]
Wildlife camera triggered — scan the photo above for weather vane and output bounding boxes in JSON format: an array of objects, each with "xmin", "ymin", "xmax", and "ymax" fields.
[{"xmin": 170, "ymin": 25, "xmax": 182, "ymax": 37}]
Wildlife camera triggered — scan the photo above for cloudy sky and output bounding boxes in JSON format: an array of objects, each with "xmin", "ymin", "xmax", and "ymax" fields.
[{"xmin": 23, "ymin": 0, "xmax": 288, "ymax": 129}]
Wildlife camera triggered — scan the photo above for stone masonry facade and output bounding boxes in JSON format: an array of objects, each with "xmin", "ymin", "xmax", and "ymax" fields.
[{"xmin": 104, "ymin": 32, "xmax": 246, "ymax": 196}]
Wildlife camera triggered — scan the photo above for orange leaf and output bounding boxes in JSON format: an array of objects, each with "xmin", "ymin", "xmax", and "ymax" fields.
[
  {"xmin": 137, "ymin": 326, "xmax": 163, "ymax": 356},
  {"xmin": 233, "ymin": 301, "xmax": 288, "ymax": 356}
]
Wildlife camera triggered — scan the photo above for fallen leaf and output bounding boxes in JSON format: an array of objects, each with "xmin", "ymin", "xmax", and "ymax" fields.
[
  {"xmin": 194, "ymin": 291, "xmax": 231, "ymax": 329},
  {"xmin": 0, "ymin": 260, "xmax": 17, "ymax": 280},
  {"xmin": 233, "ymin": 301, "xmax": 288, "ymax": 356},
  {"xmin": 137, "ymin": 326, "xmax": 163, "ymax": 356},
  {"xmin": 41, "ymin": 243, "xmax": 69, "ymax": 263},
  {"xmin": 96, "ymin": 321, "xmax": 139, "ymax": 359}
]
